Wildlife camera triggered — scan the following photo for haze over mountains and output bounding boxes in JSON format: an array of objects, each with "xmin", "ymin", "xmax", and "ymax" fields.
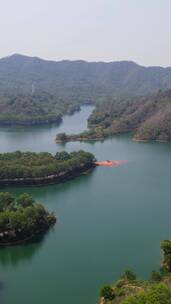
[
  {"xmin": 1, "ymin": 54, "xmax": 171, "ymax": 101},
  {"xmin": 1, "ymin": 53, "xmax": 171, "ymax": 137}
]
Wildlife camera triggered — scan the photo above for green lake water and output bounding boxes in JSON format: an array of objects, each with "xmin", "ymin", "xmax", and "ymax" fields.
[{"xmin": 0, "ymin": 106, "xmax": 171, "ymax": 303}]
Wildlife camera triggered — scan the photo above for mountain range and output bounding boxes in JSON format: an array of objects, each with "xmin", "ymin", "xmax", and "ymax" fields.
[{"xmin": 1, "ymin": 54, "xmax": 171, "ymax": 101}]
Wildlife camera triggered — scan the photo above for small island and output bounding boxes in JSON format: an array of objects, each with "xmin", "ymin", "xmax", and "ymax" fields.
[
  {"xmin": 99, "ymin": 240, "xmax": 171, "ymax": 304},
  {"xmin": 55, "ymin": 130, "xmax": 107, "ymax": 143},
  {"xmin": 0, "ymin": 150, "xmax": 96, "ymax": 186},
  {"xmin": 0, "ymin": 192, "xmax": 56, "ymax": 246}
]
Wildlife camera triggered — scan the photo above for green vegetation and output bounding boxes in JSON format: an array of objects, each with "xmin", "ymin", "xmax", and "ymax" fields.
[
  {"xmin": 59, "ymin": 90, "xmax": 171, "ymax": 143},
  {"xmin": 55, "ymin": 130, "xmax": 106, "ymax": 143},
  {"xmin": 150, "ymin": 270, "xmax": 162, "ymax": 282},
  {"xmin": 99, "ymin": 242, "xmax": 171, "ymax": 304},
  {"xmin": 161, "ymin": 240, "xmax": 171, "ymax": 272},
  {"xmin": 123, "ymin": 283, "xmax": 171, "ymax": 304},
  {"xmin": 100, "ymin": 286, "xmax": 114, "ymax": 300},
  {"xmin": 0, "ymin": 92, "xmax": 80, "ymax": 125},
  {"xmin": 0, "ymin": 150, "xmax": 95, "ymax": 186},
  {"xmin": 100, "ymin": 273, "xmax": 171, "ymax": 304},
  {"xmin": 2, "ymin": 54, "xmax": 171, "ymax": 100},
  {"xmin": 89, "ymin": 90, "xmax": 171, "ymax": 142},
  {"xmin": 2, "ymin": 54, "xmax": 171, "ymax": 127},
  {"xmin": 0, "ymin": 192, "xmax": 56, "ymax": 245},
  {"xmin": 122, "ymin": 269, "xmax": 137, "ymax": 282}
]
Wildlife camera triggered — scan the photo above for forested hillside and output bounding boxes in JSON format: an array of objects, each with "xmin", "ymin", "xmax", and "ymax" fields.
[
  {"xmin": 57, "ymin": 90, "xmax": 171, "ymax": 142},
  {"xmin": 0, "ymin": 92, "xmax": 80, "ymax": 125},
  {"xmin": 1, "ymin": 54, "xmax": 171, "ymax": 100},
  {"xmin": 87, "ymin": 90, "xmax": 171, "ymax": 142},
  {"xmin": 1, "ymin": 54, "xmax": 171, "ymax": 126}
]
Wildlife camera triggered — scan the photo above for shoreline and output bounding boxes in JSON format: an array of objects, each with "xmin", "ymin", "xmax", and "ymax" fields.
[
  {"xmin": 0, "ymin": 163, "xmax": 95, "ymax": 187},
  {"xmin": 0, "ymin": 220, "xmax": 56, "ymax": 247},
  {"xmin": 0, "ymin": 116, "xmax": 62, "ymax": 126},
  {"xmin": 56, "ymin": 132, "xmax": 171, "ymax": 144}
]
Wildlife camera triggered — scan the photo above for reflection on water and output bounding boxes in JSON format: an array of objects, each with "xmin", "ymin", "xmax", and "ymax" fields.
[
  {"xmin": 0, "ymin": 106, "xmax": 94, "ymax": 153},
  {"xmin": 0, "ymin": 231, "xmax": 52, "ymax": 268},
  {"xmin": 1, "ymin": 106, "xmax": 171, "ymax": 304}
]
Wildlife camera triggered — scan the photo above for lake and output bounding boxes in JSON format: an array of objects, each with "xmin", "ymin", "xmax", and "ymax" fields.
[{"xmin": 0, "ymin": 106, "xmax": 171, "ymax": 304}]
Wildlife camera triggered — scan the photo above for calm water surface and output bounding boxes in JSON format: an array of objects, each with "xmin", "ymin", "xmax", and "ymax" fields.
[{"xmin": 0, "ymin": 106, "xmax": 171, "ymax": 304}]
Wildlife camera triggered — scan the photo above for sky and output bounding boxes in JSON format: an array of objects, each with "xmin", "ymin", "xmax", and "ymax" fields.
[{"xmin": 0, "ymin": 0, "xmax": 171, "ymax": 66}]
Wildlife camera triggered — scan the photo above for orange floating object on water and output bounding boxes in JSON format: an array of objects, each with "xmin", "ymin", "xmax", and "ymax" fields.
[{"xmin": 95, "ymin": 160, "xmax": 128, "ymax": 167}]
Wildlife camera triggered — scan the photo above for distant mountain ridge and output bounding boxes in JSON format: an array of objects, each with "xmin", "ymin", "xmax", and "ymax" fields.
[{"xmin": 0, "ymin": 54, "xmax": 171, "ymax": 101}]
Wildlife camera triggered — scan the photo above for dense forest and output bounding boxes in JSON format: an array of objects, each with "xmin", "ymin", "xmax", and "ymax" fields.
[
  {"xmin": 0, "ymin": 192, "xmax": 56, "ymax": 245},
  {"xmin": 0, "ymin": 92, "xmax": 80, "ymax": 125},
  {"xmin": 2, "ymin": 54, "xmax": 171, "ymax": 126},
  {"xmin": 57, "ymin": 90, "xmax": 171, "ymax": 143},
  {"xmin": 100, "ymin": 240, "xmax": 171, "ymax": 304},
  {"xmin": 0, "ymin": 150, "xmax": 95, "ymax": 186},
  {"xmin": 88, "ymin": 90, "xmax": 171, "ymax": 142}
]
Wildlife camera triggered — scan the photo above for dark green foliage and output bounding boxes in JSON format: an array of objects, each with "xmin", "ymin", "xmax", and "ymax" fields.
[
  {"xmin": 0, "ymin": 192, "xmax": 56, "ymax": 245},
  {"xmin": 161, "ymin": 240, "xmax": 171, "ymax": 272},
  {"xmin": 100, "ymin": 285, "xmax": 114, "ymax": 300},
  {"xmin": 56, "ymin": 133, "xmax": 67, "ymax": 142},
  {"xmin": 150, "ymin": 270, "xmax": 162, "ymax": 282},
  {"xmin": 0, "ymin": 192, "xmax": 15, "ymax": 211},
  {"xmin": 0, "ymin": 150, "xmax": 95, "ymax": 180},
  {"xmin": 16, "ymin": 193, "xmax": 35, "ymax": 208},
  {"xmin": 123, "ymin": 269, "xmax": 137, "ymax": 281},
  {"xmin": 55, "ymin": 151, "xmax": 71, "ymax": 160}
]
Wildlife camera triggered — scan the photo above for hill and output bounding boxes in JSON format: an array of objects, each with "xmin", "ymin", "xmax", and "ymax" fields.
[
  {"xmin": 58, "ymin": 90, "xmax": 171, "ymax": 143},
  {"xmin": 86, "ymin": 90, "xmax": 171, "ymax": 142},
  {"xmin": 1, "ymin": 54, "xmax": 171, "ymax": 100},
  {"xmin": 0, "ymin": 92, "xmax": 80, "ymax": 125},
  {"xmin": 2, "ymin": 54, "xmax": 171, "ymax": 126}
]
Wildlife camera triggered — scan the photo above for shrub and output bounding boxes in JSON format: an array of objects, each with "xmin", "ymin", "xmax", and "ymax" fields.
[
  {"xmin": 150, "ymin": 270, "xmax": 162, "ymax": 282},
  {"xmin": 124, "ymin": 269, "xmax": 137, "ymax": 281},
  {"xmin": 100, "ymin": 285, "xmax": 114, "ymax": 300}
]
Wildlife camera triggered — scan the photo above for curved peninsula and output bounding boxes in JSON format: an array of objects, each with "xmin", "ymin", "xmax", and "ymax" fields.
[
  {"xmin": 0, "ymin": 192, "xmax": 56, "ymax": 246},
  {"xmin": 0, "ymin": 150, "xmax": 95, "ymax": 186},
  {"xmin": 0, "ymin": 92, "xmax": 80, "ymax": 126},
  {"xmin": 99, "ymin": 240, "xmax": 171, "ymax": 304}
]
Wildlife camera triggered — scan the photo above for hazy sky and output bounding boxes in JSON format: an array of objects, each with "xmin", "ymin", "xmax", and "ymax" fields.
[{"xmin": 0, "ymin": 0, "xmax": 171, "ymax": 66}]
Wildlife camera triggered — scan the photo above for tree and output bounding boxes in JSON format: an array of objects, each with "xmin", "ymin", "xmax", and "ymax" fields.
[
  {"xmin": 100, "ymin": 285, "xmax": 114, "ymax": 300},
  {"xmin": 123, "ymin": 269, "xmax": 137, "ymax": 281},
  {"xmin": 161, "ymin": 240, "xmax": 171, "ymax": 272},
  {"xmin": 16, "ymin": 193, "xmax": 35, "ymax": 208},
  {"xmin": 150, "ymin": 270, "xmax": 162, "ymax": 282},
  {"xmin": 55, "ymin": 151, "xmax": 70, "ymax": 161},
  {"xmin": 0, "ymin": 192, "xmax": 15, "ymax": 211},
  {"xmin": 56, "ymin": 133, "xmax": 67, "ymax": 141}
]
